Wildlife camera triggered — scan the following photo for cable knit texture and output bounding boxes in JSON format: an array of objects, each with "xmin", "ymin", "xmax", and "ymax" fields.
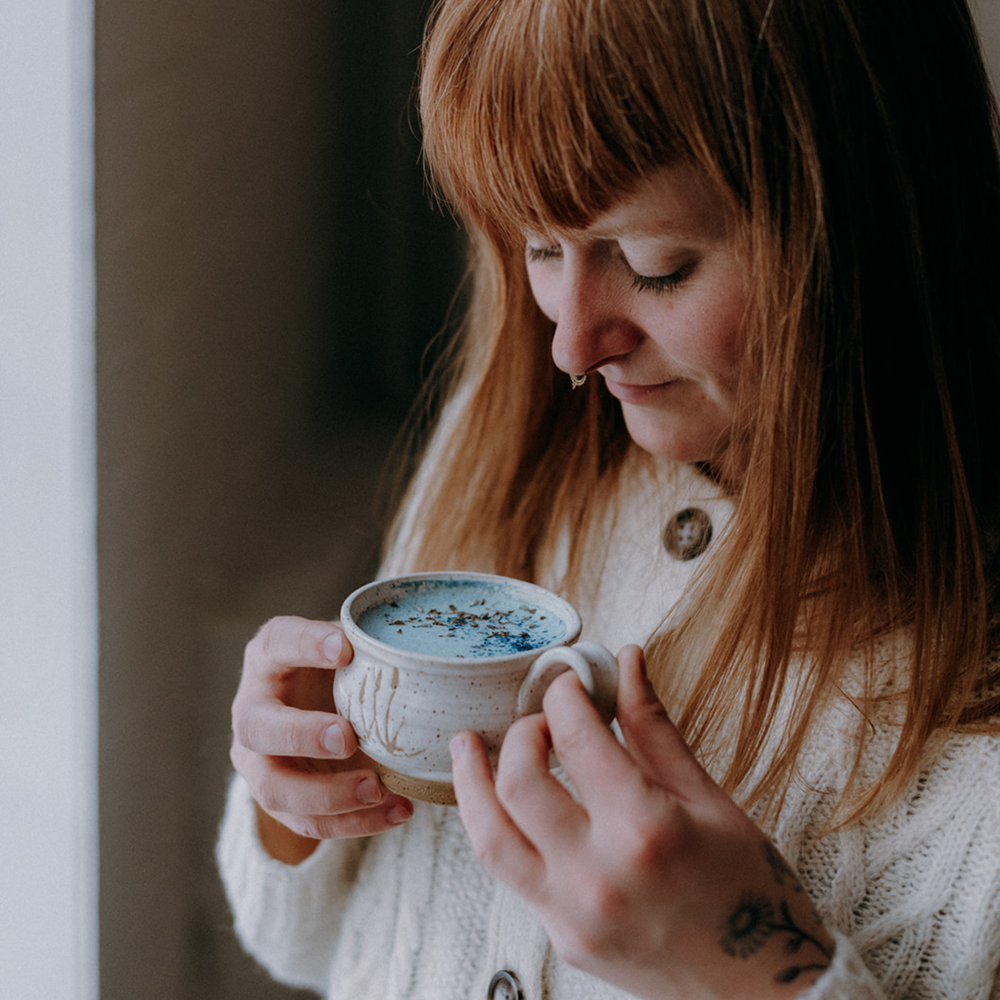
[{"xmin": 217, "ymin": 453, "xmax": 1000, "ymax": 999}]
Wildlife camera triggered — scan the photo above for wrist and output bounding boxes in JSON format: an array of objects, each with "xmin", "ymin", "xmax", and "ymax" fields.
[
  {"xmin": 254, "ymin": 804, "xmax": 320, "ymax": 865},
  {"xmin": 715, "ymin": 887, "xmax": 835, "ymax": 998}
]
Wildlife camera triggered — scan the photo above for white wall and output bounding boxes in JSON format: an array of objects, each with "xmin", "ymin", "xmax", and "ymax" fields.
[{"xmin": 0, "ymin": 2, "xmax": 97, "ymax": 999}]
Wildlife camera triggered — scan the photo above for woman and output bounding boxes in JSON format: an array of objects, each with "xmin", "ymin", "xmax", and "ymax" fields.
[{"xmin": 220, "ymin": 0, "xmax": 1000, "ymax": 997}]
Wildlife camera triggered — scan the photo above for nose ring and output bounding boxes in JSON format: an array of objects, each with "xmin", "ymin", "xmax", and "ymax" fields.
[{"xmin": 569, "ymin": 373, "xmax": 587, "ymax": 389}]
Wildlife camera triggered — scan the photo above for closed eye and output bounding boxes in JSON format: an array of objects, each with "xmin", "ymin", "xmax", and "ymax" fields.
[
  {"xmin": 526, "ymin": 244, "xmax": 562, "ymax": 263},
  {"xmin": 629, "ymin": 261, "xmax": 696, "ymax": 294},
  {"xmin": 527, "ymin": 242, "xmax": 696, "ymax": 293}
]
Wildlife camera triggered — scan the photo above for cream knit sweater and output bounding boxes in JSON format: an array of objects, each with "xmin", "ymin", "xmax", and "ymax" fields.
[{"xmin": 217, "ymin": 455, "xmax": 1000, "ymax": 999}]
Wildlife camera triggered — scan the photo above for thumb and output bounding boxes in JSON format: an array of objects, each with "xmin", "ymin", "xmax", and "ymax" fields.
[{"xmin": 615, "ymin": 644, "xmax": 717, "ymax": 801}]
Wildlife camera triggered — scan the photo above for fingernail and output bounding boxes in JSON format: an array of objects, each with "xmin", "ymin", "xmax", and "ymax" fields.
[
  {"xmin": 323, "ymin": 724, "xmax": 345, "ymax": 755},
  {"xmin": 357, "ymin": 776, "xmax": 383, "ymax": 805},
  {"xmin": 387, "ymin": 802, "xmax": 413, "ymax": 825},
  {"xmin": 323, "ymin": 631, "xmax": 343, "ymax": 662},
  {"xmin": 449, "ymin": 732, "xmax": 469, "ymax": 759}
]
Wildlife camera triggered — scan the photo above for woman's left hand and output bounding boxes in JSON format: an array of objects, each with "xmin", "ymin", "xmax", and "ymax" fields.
[{"xmin": 450, "ymin": 645, "xmax": 835, "ymax": 1000}]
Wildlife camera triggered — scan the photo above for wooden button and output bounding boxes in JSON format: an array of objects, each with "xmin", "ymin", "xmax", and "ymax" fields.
[{"xmin": 663, "ymin": 507, "xmax": 713, "ymax": 561}]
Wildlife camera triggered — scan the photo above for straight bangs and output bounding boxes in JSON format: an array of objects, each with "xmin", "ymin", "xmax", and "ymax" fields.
[
  {"xmin": 419, "ymin": 0, "xmax": 752, "ymax": 243},
  {"xmin": 406, "ymin": 0, "xmax": 776, "ymax": 587}
]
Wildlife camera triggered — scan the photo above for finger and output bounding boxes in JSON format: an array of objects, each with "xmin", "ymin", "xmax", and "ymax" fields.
[
  {"xmin": 243, "ymin": 616, "xmax": 354, "ymax": 680},
  {"xmin": 615, "ymin": 645, "xmax": 717, "ymax": 801},
  {"xmin": 490, "ymin": 710, "xmax": 585, "ymax": 852},
  {"xmin": 232, "ymin": 697, "xmax": 358, "ymax": 759},
  {"xmin": 231, "ymin": 740, "xmax": 384, "ymax": 815},
  {"xmin": 450, "ymin": 730, "xmax": 546, "ymax": 895},
  {"xmin": 539, "ymin": 669, "xmax": 650, "ymax": 814},
  {"xmin": 234, "ymin": 617, "xmax": 357, "ymax": 758},
  {"xmin": 268, "ymin": 793, "xmax": 414, "ymax": 840}
]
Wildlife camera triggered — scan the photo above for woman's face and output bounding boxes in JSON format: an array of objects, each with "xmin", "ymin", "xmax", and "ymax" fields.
[{"xmin": 526, "ymin": 163, "xmax": 749, "ymax": 481}]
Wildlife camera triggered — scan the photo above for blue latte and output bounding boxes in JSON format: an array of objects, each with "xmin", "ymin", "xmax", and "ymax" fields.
[{"xmin": 357, "ymin": 579, "xmax": 568, "ymax": 657}]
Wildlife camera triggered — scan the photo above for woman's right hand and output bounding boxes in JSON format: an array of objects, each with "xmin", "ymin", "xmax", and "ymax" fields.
[{"xmin": 230, "ymin": 615, "xmax": 414, "ymax": 862}]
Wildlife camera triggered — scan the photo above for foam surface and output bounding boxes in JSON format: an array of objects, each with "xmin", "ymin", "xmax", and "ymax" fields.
[{"xmin": 357, "ymin": 579, "xmax": 568, "ymax": 657}]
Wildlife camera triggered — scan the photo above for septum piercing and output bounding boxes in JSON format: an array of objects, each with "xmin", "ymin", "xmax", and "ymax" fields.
[{"xmin": 569, "ymin": 373, "xmax": 587, "ymax": 389}]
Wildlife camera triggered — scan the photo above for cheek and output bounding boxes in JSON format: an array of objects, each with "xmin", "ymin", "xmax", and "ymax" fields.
[
  {"xmin": 527, "ymin": 268, "xmax": 560, "ymax": 324},
  {"xmin": 651, "ymin": 308, "xmax": 741, "ymax": 377},
  {"xmin": 674, "ymin": 288, "xmax": 746, "ymax": 374}
]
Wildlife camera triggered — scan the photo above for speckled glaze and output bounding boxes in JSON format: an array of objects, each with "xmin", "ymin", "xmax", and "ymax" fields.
[{"xmin": 334, "ymin": 572, "xmax": 618, "ymax": 805}]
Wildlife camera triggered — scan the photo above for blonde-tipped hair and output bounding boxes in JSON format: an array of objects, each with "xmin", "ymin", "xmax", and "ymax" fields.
[{"xmin": 388, "ymin": 0, "xmax": 1000, "ymax": 822}]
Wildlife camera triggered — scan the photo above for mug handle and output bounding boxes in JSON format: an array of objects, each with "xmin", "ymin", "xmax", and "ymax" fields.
[{"xmin": 516, "ymin": 641, "xmax": 618, "ymax": 724}]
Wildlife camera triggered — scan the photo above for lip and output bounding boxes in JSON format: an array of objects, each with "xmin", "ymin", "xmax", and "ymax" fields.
[{"xmin": 602, "ymin": 377, "xmax": 676, "ymax": 404}]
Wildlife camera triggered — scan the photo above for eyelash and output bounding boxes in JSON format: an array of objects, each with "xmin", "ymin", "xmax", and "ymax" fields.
[
  {"xmin": 630, "ymin": 262, "xmax": 695, "ymax": 294},
  {"xmin": 525, "ymin": 246, "xmax": 694, "ymax": 294},
  {"xmin": 526, "ymin": 245, "xmax": 561, "ymax": 263}
]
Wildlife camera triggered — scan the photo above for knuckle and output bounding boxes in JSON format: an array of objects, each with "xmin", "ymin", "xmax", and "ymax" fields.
[
  {"xmin": 617, "ymin": 803, "xmax": 687, "ymax": 870},
  {"xmin": 474, "ymin": 842, "xmax": 503, "ymax": 873},
  {"xmin": 243, "ymin": 759, "xmax": 307, "ymax": 816},
  {"xmin": 586, "ymin": 875, "xmax": 630, "ymax": 926},
  {"xmin": 471, "ymin": 831, "xmax": 508, "ymax": 872},
  {"xmin": 252, "ymin": 616, "xmax": 297, "ymax": 660},
  {"xmin": 547, "ymin": 877, "xmax": 628, "ymax": 968},
  {"xmin": 315, "ymin": 779, "xmax": 353, "ymax": 816},
  {"xmin": 248, "ymin": 617, "xmax": 277, "ymax": 656},
  {"xmin": 550, "ymin": 921, "xmax": 603, "ymax": 970},
  {"xmin": 248, "ymin": 615, "xmax": 341, "ymax": 671},
  {"xmin": 297, "ymin": 803, "xmax": 394, "ymax": 841},
  {"xmin": 543, "ymin": 670, "xmax": 583, "ymax": 711},
  {"xmin": 251, "ymin": 779, "xmax": 289, "ymax": 816},
  {"xmin": 328, "ymin": 808, "xmax": 387, "ymax": 840},
  {"xmin": 230, "ymin": 708, "xmax": 253, "ymax": 748},
  {"xmin": 231, "ymin": 708, "xmax": 270, "ymax": 754},
  {"xmin": 494, "ymin": 767, "xmax": 533, "ymax": 810},
  {"xmin": 295, "ymin": 817, "xmax": 327, "ymax": 841},
  {"xmin": 228, "ymin": 744, "xmax": 273, "ymax": 805},
  {"xmin": 229, "ymin": 738, "xmax": 245, "ymax": 772},
  {"xmin": 239, "ymin": 769, "xmax": 273, "ymax": 811},
  {"xmin": 551, "ymin": 720, "xmax": 591, "ymax": 760}
]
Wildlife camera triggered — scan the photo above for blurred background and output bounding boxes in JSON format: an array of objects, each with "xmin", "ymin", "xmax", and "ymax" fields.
[
  {"xmin": 1, "ymin": 2, "xmax": 998, "ymax": 999},
  {"xmin": 93, "ymin": 3, "xmax": 463, "ymax": 998}
]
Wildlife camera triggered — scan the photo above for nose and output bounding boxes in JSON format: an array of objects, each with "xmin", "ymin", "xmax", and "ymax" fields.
[{"xmin": 544, "ymin": 253, "xmax": 642, "ymax": 377}]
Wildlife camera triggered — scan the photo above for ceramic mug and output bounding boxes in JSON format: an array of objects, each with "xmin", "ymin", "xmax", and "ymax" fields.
[{"xmin": 333, "ymin": 571, "xmax": 618, "ymax": 805}]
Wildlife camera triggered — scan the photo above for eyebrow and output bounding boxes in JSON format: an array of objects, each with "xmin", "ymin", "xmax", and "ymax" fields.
[
  {"xmin": 585, "ymin": 213, "xmax": 727, "ymax": 242},
  {"xmin": 584, "ymin": 197, "xmax": 731, "ymax": 242},
  {"xmin": 528, "ymin": 223, "xmax": 702, "ymax": 244},
  {"xmin": 527, "ymin": 205, "xmax": 728, "ymax": 246},
  {"xmin": 589, "ymin": 226, "xmax": 691, "ymax": 242}
]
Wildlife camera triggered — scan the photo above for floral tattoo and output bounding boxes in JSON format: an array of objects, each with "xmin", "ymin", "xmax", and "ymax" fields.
[
  {"xmin": 722, "ymin": 894, "xmax": 776, "ymax": 959},
  {"xmin": 762, "ymin": 840, "xmax": 801, "ymax": 890},
  {"xmin": 719, "ymin": 844, "xmax": 834, "ymax": 984}
]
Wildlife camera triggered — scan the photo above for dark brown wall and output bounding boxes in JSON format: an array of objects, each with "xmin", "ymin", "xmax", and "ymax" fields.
[{"xmin": 95, "ymin": 4, "xmax": 459, "ymax": 998}]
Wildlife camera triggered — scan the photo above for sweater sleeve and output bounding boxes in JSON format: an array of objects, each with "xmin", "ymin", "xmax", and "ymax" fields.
[
  {"xmin": 790, "ymin": 732, "xmax": 1000, "ymax": 1000},
  {"xmin": 216, "ymin": 773, "xmax": 369, "ymax": 993},
  {"xmin": 798, "ymin": 931, "xmax": 886, "ymax": 999}
]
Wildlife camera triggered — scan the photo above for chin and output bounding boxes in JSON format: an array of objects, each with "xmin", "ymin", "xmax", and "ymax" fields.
[{"xmin": 621, "ymin": 409, "xmax": 729, "ymax": 465}]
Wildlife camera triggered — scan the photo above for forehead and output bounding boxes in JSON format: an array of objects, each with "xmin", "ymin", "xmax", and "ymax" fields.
[{"xmin": 537, "ymin": 164, "xmax": 735, "ymax": 243}]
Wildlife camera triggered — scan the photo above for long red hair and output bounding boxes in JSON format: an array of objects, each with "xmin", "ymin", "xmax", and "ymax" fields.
[{"xmin": 386, "ymin": 0, "xmax": 1000, "ymax": 821}]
